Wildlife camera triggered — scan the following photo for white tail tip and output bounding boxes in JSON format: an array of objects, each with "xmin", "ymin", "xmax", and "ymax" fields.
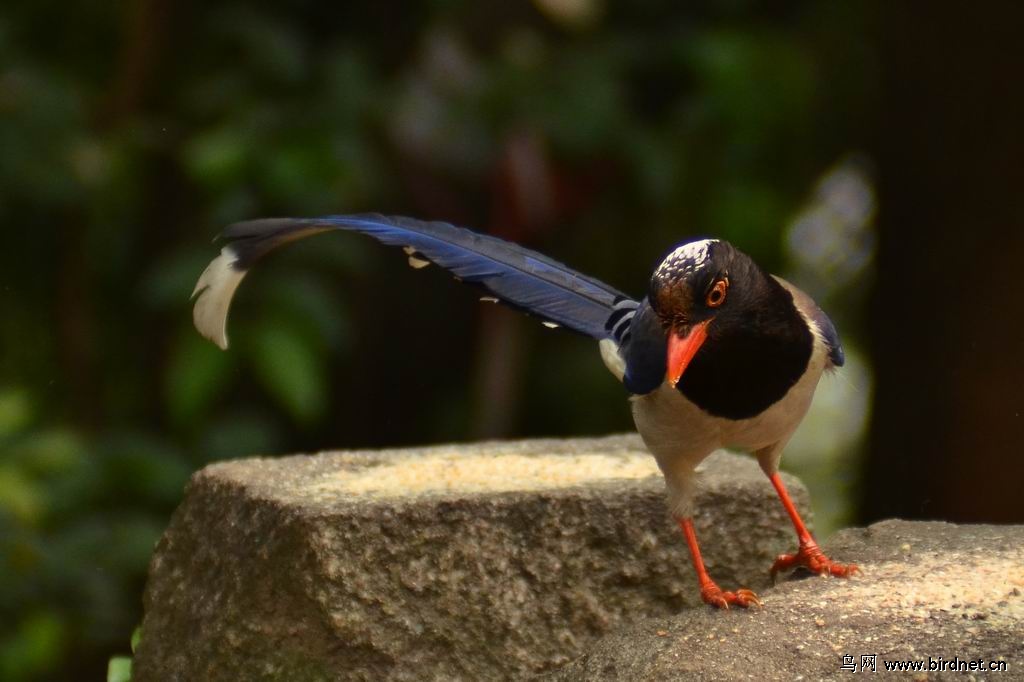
[
  {"xmin": 598, "ymin": 338, "xmax": 626, "ymax": 382},
  {"xmin": 191, "ymin": 247, "xmax": 246, "ymax": 350}
]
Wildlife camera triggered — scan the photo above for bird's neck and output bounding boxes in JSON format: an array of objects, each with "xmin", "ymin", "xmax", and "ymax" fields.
[{"xmin": 676, "ymin": 281, "xmax": 813, "ymax": 420}]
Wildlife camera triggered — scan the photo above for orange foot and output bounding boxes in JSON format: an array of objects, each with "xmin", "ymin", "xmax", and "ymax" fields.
[
  {"xmin": 771, "ymin": 542, "xmax": 859, "ymax": 581},
  {"xmin": 700, "ymin": 583, "xmax": 762, "ymax": 610}
]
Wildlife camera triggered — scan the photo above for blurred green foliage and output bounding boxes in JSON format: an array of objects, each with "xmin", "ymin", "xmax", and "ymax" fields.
[{"xmin": 0, "ymin": 1, "xmax": 873, "ymax": 679}]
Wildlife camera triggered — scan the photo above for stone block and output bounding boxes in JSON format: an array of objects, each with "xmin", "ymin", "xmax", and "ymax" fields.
[
  {"xmin": 550, "ymin": 519, "xmax": 1024, "ymax": 681},
  {"xmin": 133, "ymin": 435, "xmax": 809, "ymax": 681}
]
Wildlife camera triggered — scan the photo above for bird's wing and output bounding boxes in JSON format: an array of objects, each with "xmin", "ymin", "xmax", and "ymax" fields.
[
  {"xmin": 613, "ymin": 299, "xmax": 668, "ymax": 395},
  {"xmin": 772, "ymin": 276, "xmax": 845, "ymax": 368},
  {"xmin": 596, "ymin": 296, "xmax": 667, "ymax": 395},
  {"xmin": 192, "ymin": 213, "xmax": 637, "ymax": 350}
]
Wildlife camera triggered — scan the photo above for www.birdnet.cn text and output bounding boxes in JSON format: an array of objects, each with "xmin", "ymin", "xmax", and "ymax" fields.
[{"xmin": 840, "ymin": 654, "xmax": 1008, "ymax": 673}]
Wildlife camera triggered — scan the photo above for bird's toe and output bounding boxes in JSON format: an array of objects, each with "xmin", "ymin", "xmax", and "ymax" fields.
[
  {"xmin": 771, "ymin": 543, "xmax": 858, "ymax": 581},
  {"xmin": 700, "ymin": 584, "xmax": 760, "ymax": 610}
]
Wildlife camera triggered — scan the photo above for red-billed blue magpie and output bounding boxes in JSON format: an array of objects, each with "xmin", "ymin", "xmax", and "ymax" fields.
[{"xmin": 192, "ymin": 214, "xmax": 857, "ymax": 609}]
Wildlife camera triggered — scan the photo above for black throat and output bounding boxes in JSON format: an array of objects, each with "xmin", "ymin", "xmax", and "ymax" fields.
[{"xmin": 676, "ymin": 278, "xmax": 813, "ymax": 420}]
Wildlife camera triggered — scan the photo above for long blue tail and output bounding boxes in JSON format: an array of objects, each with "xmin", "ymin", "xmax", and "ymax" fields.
[{"xmin": 192, "ymin": 213, "xmax": 637, "ymax": 350}]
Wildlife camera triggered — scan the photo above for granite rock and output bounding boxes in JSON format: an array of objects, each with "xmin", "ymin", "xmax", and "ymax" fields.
[
  {"xmin": 549, "ymin": 520, "xmax": 1024, "ymax": 681},
  {"xmin": 133, "ymin": 435, "xmax": 810, "ymax": 681}
]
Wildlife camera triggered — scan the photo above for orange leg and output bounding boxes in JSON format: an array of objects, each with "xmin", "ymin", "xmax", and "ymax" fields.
[
  {"xmin": 678, "ymin": 518, "xmax": 761, "ymax": 609},
  {"xmin": 768, "ymin": 473, "xmax": 859, "ymax": 579}
]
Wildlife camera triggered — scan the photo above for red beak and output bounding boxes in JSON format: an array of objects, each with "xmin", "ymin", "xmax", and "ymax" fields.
[{"xmin": 666, "ymin": 320, "xmax": 710, "ymax": 388}]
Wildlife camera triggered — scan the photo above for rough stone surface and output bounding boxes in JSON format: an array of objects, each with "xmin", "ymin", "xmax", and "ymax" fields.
[
  {"xmin": 133, "ymin": 435, "xmax": 811, "ymax": 681},
  {"xmin": 549, "ymin": 520, "xmax": 1024, "ymax": 681}
]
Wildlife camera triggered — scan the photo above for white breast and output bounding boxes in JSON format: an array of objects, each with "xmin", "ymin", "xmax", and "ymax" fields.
[
  {"xmin": 623, "ymin": 327, "xmax": 829, "ymax": 516},
  {"xmin": 595, "ymin": 277, "xmax": 834, "ymax": 517}
]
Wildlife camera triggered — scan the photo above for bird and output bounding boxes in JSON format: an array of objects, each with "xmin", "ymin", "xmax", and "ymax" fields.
[{"xmin": 191, "ymin": 213, "xmax": 857, "ymax": 609}]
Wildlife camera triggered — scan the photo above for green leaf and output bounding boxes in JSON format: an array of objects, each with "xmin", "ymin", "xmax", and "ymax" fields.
[
  {"xmin": 685, "ymin": 29, "xmax": 816, "ymax": 144},
  {"xmin": 165, "ymin": 331, "xmax": 236, "ymax": 428},
  {"xmin": 705, "ymin": 182, "xmax": 788, "ymax": 264},
  {"xmin": 182, "ymin": 127, "xmax": 249, "ymax": 188},
  {"xmin": 130, "ymin": 626, "xmax": 142, "ymax": 654},
  {"xmin": 107, "ymin": 656, "xmax": 132, "ymax": 682},
  {"xmin": 9, "ymin": 428, "xmax": 86, "ymax": 478},
  {"xmin": 257, "ymin": 274, "xmax": 351, "ymax": 352},
  {"xmin": 0, "ymin": 612, "xmax": 64, "ymax": 680},
  {"xmin": 0, "ymin": 387, "xmax": 32, "ymax": 437},
  {"xmin": 0, "ymin": 466, "xmax": 44, "ymax": 525},
  {"xmin": 244, "ymin": 322, "xmax": 328, "ymax": 425}
]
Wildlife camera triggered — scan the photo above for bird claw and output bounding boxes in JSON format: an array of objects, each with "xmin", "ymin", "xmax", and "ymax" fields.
[
  {"xmin": 700, "ymin": 584, "xmax": 762, "ymax": 610},
  {"xmin": 771, "ymin": 543, "xmax": 859, "ymax": 581}
]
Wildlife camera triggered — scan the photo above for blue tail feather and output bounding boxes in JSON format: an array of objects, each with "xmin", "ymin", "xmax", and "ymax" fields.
[{"xmin": 220, "ymin": 214, "xmax": 636, "ymax": 340}]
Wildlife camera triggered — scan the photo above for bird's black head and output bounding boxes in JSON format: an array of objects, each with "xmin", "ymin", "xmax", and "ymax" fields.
[
  {"xmin": 648, "ymin": 239, "xmax": 744, "ymax": 330},
  {"xmin": 647, "ymin": 238, "xmax": 814, "ymax": 419}
]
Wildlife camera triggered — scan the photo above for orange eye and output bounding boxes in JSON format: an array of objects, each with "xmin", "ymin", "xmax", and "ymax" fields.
[{"xmin": 706, "ymin": 279, "xmax": 728, "ymax": 308}]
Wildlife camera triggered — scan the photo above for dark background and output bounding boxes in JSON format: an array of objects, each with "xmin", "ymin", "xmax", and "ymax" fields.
[{"xmin": 1, "ymin": 1, "xmax": 1021, "ymax": 679}]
